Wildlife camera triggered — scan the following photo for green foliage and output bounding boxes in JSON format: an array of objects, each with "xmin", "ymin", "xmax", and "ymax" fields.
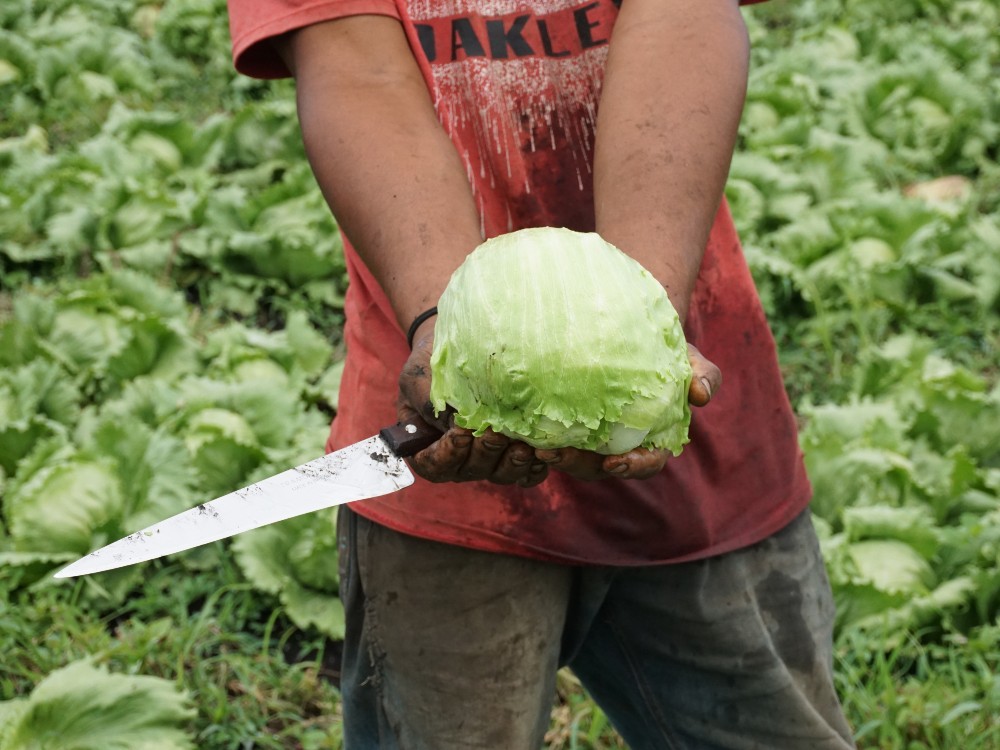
[
  {"xmin": 0, "ymin": 660, "xmax": 195, "ymax": 750},
  {"xmin": 0, "ymin": 0, "xmax": 343, "ymax": 331},
  {"xmin": 0, "ymin": 565, "xmax": 344, "ymax": 749},
  {"xmin": 734, "ymin": 1, "xmax": 1000, "ymax": 743},
  {"xmin": 0, "ymin": 0, "xmax": 998, "ymax": 747},
  {"xmin": 0, "ymin": 5, "xmax": 347, "ymax": 740},
  {"xmin": 738, "ymin": 0, "xmax": 1000, "ymax": 394},
  {"xmin": 737, "ymin": 0, "xmax": 1000, "ymax": 623},
  {"xmin": 0, "ymin": 273, "xmax": 334, "ymax": 604},
  {"xmin": 233, "ymin": 511, "xmax": 345, "ymax": 639},
  {"xmin": 836, "ymin": 627, "xmax": 1000, "ymax": 749}
]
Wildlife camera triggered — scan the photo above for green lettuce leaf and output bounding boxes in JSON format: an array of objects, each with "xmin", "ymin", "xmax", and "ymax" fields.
[
  {"xmin": 178, "ymin": 376, "xmax": 300, "ymax": 452},
  {"xmin": 0, "ymin": 660, "xmax": 194, "ymax": 750},
  {"xmin": 87, "ymin": 419, "xmax": 198, "ymax": 530},
  {"xmin": 232, "ymin": 511, "xmax": 344, "ymax": 638},
  {"xmin": 843, "ymin": 504, "xmax": 940, "ymax": 559},
  {"xmin": 4, "ymin": 449, "xmax": 124, "ymax": 557},
  {"xmin": 825, "ymin": 536, "xmax": 937, "ymax": 629},
  {"xmin": 183, "ymin": 407, "xmax": 264, "ymax": 495},
  {"xmin": 0, "ymin": 359, "xmax": 76, "ymax": 473},
  {"xmin": 430, "ymin": 228, "xmax": 692, "ymax": 455}
]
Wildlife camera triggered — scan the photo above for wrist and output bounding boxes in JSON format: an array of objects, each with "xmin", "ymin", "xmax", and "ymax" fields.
[
  {"xmin": 594, "ymin": 230, "xmax": 699, "ymax": 326},
  {"xmin": 407, "ymin": 306, "xmax": 439, "ymax": 349}
]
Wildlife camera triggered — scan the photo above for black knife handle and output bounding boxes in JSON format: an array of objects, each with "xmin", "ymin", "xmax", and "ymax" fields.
[{"xmin": 380, "ymin": 418, "xmax": 442, "ymax": 457}]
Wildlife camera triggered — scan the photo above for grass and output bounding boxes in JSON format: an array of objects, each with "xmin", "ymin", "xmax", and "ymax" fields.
[
  {"xmin": 546, "ymin": 671, "xmax": 627, "ymax": 750},
  {"xmin": 0, "ymin": 560, "xmax": 343, "ymax": 750},
  {"xmin": 0, "ymin": 559, "xmax": 622, "ymax": 749},
  {"xmin": 836, "ymin": 627, "xmax": 1000, "ymax": 749},
  {"xmin": 8, "ymin": 555, "xmax": 1000, "ymax": 750}
]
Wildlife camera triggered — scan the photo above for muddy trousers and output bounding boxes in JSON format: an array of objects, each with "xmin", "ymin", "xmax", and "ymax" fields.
[{"xmin": 337, "ymin": 507, "xmax": 856, "ymax": 750}]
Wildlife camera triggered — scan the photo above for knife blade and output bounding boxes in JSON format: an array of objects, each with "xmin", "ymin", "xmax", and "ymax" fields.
[{"xmin": 53, "ymin": 419, "xmax": 440, "ymax": 579}]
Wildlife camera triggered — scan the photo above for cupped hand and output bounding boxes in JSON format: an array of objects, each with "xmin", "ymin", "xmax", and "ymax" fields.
[
  {"xmin": 397, "ymin": 323, "xmax": 549, "ymax": 487},
  {"xmin": 534, "ymin": 343, "xmax": 722, "ymax": 481}
]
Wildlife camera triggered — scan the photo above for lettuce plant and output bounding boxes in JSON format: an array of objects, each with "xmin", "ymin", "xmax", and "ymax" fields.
[{"xmin": 0, "ymin": 660, "xmax": 194, "ymax": 750}]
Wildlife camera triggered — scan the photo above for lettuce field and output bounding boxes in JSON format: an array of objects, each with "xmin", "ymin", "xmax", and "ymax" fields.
[{"xmin": 1, "ymin": 0, "xmax": 999, "ymax": 747}]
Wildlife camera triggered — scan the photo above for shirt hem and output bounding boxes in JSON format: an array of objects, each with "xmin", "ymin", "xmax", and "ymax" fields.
[{"xmin": 349, "ymin": 487, "xmax": 814, "ymax": 567}]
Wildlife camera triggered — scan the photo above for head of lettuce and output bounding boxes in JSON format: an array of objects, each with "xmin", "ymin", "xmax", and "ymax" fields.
[{"xmin": 429, "ymin": 227, "xmax": 693, "ymax": 456}]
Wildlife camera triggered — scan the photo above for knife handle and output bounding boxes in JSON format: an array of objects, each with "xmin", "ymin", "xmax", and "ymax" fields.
[{"xmin": 380, "ymin": 418, "xmax": 442, "ymax": 457}]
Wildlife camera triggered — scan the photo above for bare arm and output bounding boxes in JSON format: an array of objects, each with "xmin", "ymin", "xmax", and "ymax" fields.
[
  {"xmin": 595, "ymin": 0, "xmax": 750, "ymax": 324},
  {"xmin": 277, "ymin": 16, "xmax": 481, "ymax": 331},
  {"xmin": 537, "ymin": 0, "xmax": 742, "ymax": 479},
  {"xmin": 278, "ymin": 17, "xmax": 547, "ymax": 486}
]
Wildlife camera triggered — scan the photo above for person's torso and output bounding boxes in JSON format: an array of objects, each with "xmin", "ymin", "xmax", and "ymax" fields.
[
  {"xmin": 330, "ymin": 0, "xmax": 812, "ymax": 564},
  {"xmin": 400, "ymin": 0, "xmax": 620, "ymax": 236}
]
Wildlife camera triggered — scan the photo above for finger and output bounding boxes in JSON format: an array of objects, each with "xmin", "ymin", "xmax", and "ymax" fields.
[
  {"xmin": 517, "ymin": 462, "xmax": 550, "ymax": 487},
  {"xmin": 398, "ymin": 363, "xmax": 442, "ymax": 429},
  {"xmin": 408, "ymin": 427, "xmax": 475, "ymax": 482},
  {"xmin": 688, "ymin": 377, "xmax": 712, "ymax": 407},
  {"xmin": 490, "ymin": 439, "xmax": 543, "ymax": 484},
  {"xmin": 602, "ymin": 448, "xmax": 669, "ymax": 480},
  {"xmin": 457, "ymin": 428, "xmax": 511, "ymax": 479},
  {"xmin": 535, "ymin": 446, "xmax": 606, "ymax": 481},
  {"xmin": 687, "ymin": 343, "xmax": 722, "ymax": 407},
  {"xmin": 537, "ymin": 446, "xmax": 668, "ymax": 480},
  {"xmin": 398, "ymin": 347, "xmax": 457, "ymax": 433}
]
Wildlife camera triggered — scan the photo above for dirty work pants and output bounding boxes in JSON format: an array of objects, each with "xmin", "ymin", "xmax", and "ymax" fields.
[{"xmin": 337, "ymin": 506, "xmax": 856, "ymax": 750}]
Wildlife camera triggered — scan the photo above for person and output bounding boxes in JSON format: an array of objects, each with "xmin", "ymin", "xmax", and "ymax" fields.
[{"xmin": 227, "ymin": 0, "xmax": 857, "ymax": 747}]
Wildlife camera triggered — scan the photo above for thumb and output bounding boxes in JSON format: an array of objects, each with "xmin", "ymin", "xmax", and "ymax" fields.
[
  {"xmin": 398, "ymin": 337, "xmax": 452, "ymax": 432},
  {"xmin": 687, "ymin": 343, "xmax": 722, "ymax": 407}
]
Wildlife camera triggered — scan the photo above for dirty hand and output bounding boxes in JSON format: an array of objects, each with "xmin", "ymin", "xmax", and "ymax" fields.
[{"xmin": 397, "ymin": 322, "xmax": 549, "ymax": 487}]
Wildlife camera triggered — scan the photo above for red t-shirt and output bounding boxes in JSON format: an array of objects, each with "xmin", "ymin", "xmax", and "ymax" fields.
[{"xmin": 227, "ymin": 0, "xmax": 812, "ymax": 565}]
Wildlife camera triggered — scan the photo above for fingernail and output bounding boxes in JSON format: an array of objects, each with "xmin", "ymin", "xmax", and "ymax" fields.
[
  {"xmin": 700, "ymin": 377, "xmax": 712, "ymax": 398},
  {"xmin": 511, "ymin": 455, "xmax": 529, "ymax": 466},
  {"xmin": 451, "ymin": 433, "xmax": 473, "ymax": 447},
  {"xmin": 530, "ymin": 462, "xmax": 547, "ymax": 473},
  {"xmin": 609, "ymin": 463, "xmax": 628, "ymax": 474},
  {"xmin": 536, "ymin": 451, "xmax": 560, "ymax": 464}
]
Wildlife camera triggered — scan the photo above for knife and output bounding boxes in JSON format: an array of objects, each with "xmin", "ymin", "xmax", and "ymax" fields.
[{"xmin": 53, "ymin": 419, "xmax": 440, "ymax": 579}]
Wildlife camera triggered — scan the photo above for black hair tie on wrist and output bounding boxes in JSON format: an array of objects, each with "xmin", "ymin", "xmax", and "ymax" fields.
[{"xmin": 406, "ymin": 306, "xmax": 438, "ymax": 349}]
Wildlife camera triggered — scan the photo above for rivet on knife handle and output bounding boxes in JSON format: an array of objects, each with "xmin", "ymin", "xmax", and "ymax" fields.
[{"xmin": 380, "ymin": 418, "xmax": 441, "ymax": 457}]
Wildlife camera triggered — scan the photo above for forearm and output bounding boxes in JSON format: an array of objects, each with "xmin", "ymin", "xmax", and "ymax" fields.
[
  {"xmin": 279, "ymin": 17, "xmax": 482, "ymax": 330},
  {"xmin": 593, "ymin": 0, "xmax": 750, "ymax": 323}
]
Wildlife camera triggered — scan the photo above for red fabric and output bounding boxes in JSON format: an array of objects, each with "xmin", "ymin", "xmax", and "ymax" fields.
[
  {"xmin": 230, "ymin": 0, "xmax": 400, "ymax": 78},
  {"xmin": 227, "ymin": 0, "xmax": 812, "ymax": 565}
]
